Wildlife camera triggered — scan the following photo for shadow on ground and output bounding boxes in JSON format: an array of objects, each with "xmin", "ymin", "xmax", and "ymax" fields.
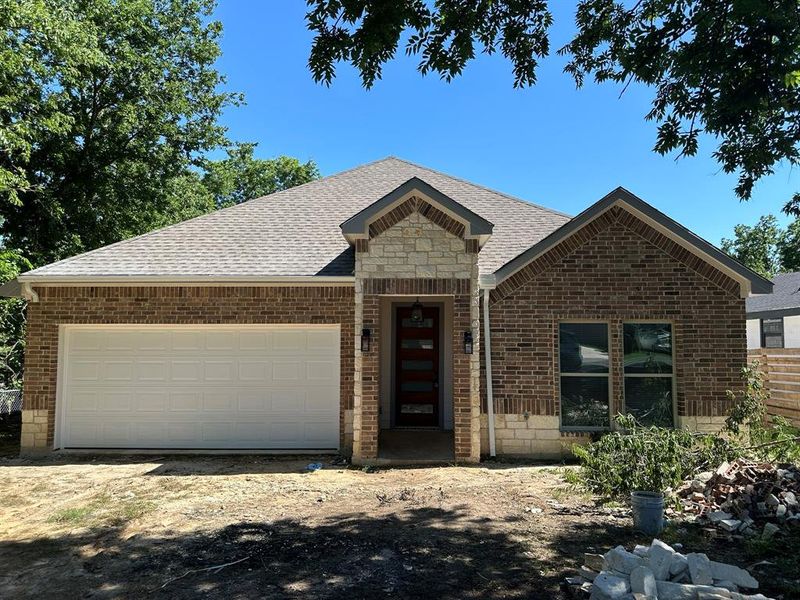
[{"xmin": 1, "ymin": 506, "xmax": 579, "ymax": 599}]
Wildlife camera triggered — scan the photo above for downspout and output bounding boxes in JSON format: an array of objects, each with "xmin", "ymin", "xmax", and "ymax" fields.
[
  {"xmin": 21, "ymin": 282, "xmax": 39, "ymax": 303},
  {"xmin": 482, "ymin": 287, "xmax": 496, "ymax": 457}
]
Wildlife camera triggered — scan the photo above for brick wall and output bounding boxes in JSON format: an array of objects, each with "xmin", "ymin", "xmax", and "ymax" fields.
[
  {"xmin": 22, "ymin": 285, "xmax": 354, "ymax": 450},
  {"xmin": 482, "ymin": 206, "xmax": 746, "ymax": 430}
]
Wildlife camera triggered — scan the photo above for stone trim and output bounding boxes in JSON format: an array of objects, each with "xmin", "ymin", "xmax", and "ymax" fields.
[
  {"xmin": 20, "ymin": 409, "xmax": 49, "ymax": 451},
  {"xmin": 368, "ymin": 196, "xmax": 466, "ymax": 239}
]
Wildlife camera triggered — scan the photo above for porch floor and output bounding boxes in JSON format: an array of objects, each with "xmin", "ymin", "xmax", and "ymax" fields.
[{"xmin": 376, "ymin": 429, "xmax": 455, "ymax": 464}]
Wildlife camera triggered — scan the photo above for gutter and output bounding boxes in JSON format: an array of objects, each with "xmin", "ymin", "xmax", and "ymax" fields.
[
  {"xmin": 16, "ymin": 275, "xmax": 355, "ymax": 287},
  {"xmin": 482, "ymin": 287, "xmax": 496, "ymax": 457}
]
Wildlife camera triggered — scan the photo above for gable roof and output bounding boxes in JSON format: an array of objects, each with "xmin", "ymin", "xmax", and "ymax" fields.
[
  {"xmin": 20, "ymin": 157, "xmax": 569, "ymax": 281},
  {"xmin": 340, "ymin": 177, "xmax": 494, "ymax": 243},
  {"xmin": 492, "ymin": 187, "xmax": 773, "ymax": 296},
  {"xmin": 746, "ymin": 271, "xmax": 800, "ymax": 317}
]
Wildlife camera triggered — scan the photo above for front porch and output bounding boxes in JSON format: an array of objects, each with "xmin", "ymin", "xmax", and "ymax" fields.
[{"xmin": 376, "ymin": 429, "xmax": 455, "ymax": 464}]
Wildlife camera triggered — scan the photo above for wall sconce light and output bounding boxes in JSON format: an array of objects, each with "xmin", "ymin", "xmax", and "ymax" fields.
[
  {"xmin": 361, "ymin": 328, "xmax": 371, "ymax": 352},
  {"xmin": 463, "ymin": 330, "xmax": 474, "ymax": 354},
  {"xmin": 410, "ymin": 298, "xmax": 424, "ymax": 325}
]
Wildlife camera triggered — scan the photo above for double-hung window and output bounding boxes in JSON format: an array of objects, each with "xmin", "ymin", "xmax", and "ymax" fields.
[
  {"xmin": 761, "ymin": 318, "xmax": 784, "ymax": 348},
  {"xmin": 559, "ymin": 322, "xmax": 610, "ymax": 429},
  {"xmin": 623, "ymin": 323, "xmax": 674, "ymax": 427}
]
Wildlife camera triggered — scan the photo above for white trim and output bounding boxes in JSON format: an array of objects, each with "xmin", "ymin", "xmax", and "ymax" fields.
[
  {"xmin": 18, "ymin": 275, "xmax": 354, "ymax": 287},
  {"xmin": 482, "ymin": 288, "xmax": 496, "ymax": 456},
  {"xmin": 54, "ymin": 324, "xmax": 66, "ymax": 449}
]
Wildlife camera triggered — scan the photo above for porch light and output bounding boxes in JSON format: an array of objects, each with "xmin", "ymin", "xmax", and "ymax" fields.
[
  {"xmin": 463, "ymin": 330, "xmax": 474, "ymax": 354},
  {"xmin": 361, "ymin": 328, "xmax": 371, "ymax": 352},
  {"xmin": 410, "ymin": 298, "xmax": 424, "ymax": 325}
]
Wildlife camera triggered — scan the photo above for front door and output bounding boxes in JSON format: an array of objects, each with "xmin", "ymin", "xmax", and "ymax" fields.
[{"xmin": 395, "ymin": 306, "xmax": 440, "ymax": 427}]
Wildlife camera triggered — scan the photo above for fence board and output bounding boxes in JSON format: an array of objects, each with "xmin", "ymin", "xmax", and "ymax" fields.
[{"xmin": 748, "ymin": 349, "xmax": 800, "ymax": 425}]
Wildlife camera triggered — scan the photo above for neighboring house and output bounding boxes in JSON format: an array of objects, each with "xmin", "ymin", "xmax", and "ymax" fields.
[
  {"xmin": 746, "ymin": 271, "xmax": 800, "ymax": 349},
  {"xmin": 4, "ymin": 158, "xmax": 771, "ymax": 463}
]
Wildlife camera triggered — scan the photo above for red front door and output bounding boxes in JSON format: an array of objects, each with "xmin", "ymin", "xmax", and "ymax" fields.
[{"xmin": 395, "ymin": 306, "xmax": 440, "ymax": 427}]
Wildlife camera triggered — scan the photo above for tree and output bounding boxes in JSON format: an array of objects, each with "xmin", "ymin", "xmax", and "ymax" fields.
[
  {"xmin": 722, "ymin": 214, "xmax": 800, "ymax": 276},
  {"xmin": 202, "ymin": 144, "xmax": 320, "ymax": 208},
  {"xmin": 0, "ymin": 249, "xmax": 32, "ymax": 388},
  {"xmin": 0, "ymin": 0, "xmax": 240, "ymax": 266},
  {"xmin": 304, "ymin": 0, "xmax": 800, "ymax": 214}
]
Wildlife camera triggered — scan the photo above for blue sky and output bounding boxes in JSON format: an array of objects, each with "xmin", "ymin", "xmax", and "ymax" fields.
[{"xmin": 212, "ymin": 1, "xmax": 796, "ymax": 245}]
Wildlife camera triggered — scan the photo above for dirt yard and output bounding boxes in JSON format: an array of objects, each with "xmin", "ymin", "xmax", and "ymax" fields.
[{"xmin": 0, "ymin": 454, "xmax": 795, "ymax": 599}]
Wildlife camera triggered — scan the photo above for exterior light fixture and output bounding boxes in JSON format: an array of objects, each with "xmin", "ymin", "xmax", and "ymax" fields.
[
  {"xmin": 361, "ymin": 328, "xmax": 371, "ymax": 352},
  {"xmin": 463, "ymin": 330, "xmax": 474, "ymax": 354},
  {"xmin": 410, "ymin": 298, "xmax": 424, "ymax": 325}
]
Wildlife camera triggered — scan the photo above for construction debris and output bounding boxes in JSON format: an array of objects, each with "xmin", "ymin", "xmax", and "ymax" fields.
[
  {"xmin": 677, "ymin": 459, "xmax": 800, "ymax": 537},
  {"xmin": 565, "ymin": 539, "xmax": 774, "ymax": 600}
]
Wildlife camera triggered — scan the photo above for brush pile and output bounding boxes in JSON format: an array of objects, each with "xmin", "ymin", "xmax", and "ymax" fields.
[{"xmin": 677, "ymin": 459, "xmax": 800, "ymax": 538}]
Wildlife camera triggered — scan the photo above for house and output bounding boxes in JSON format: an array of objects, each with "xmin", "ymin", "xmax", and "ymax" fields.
[
  {"xmin": 7, "ymin": 158, "xmax": 772, "ymax": 463},
  {"xmin": 746, "ymin": 271, "xmax": 800, "ymax": 349}
]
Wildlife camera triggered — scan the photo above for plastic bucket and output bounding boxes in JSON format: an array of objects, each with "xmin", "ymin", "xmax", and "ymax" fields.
[{"xmin": 631, "ymin": 491, "xmax": 665, "ymax": 535}]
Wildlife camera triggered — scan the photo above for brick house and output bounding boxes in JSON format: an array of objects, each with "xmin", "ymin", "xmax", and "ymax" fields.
[{"xmin": 6, "ymin": 158, "xmax": 771, "ymax": 463}]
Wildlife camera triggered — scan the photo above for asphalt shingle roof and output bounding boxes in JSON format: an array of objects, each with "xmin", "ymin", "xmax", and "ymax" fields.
[
  {"xmin": 24, "ymin": 157, "xmax": 571, "ymax": 279},
  {"xmin": 746, "ymin": 271, "xmax": 800, "ymax": 314}
]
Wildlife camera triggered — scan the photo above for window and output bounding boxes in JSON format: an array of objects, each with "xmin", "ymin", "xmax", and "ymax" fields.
[
  {"xmin": 559, "ymin": 322, "xmax": 610, "ymax": 429},
  {"xmin": 761, "ymin": 318, "xmax": 784, "ymax": 348},
  {"xmin": 623, "ymin": 323, "xmax": 674, "ymax": 427}
]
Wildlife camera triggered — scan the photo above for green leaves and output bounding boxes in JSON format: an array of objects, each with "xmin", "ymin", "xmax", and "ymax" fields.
[
  {"xmin": 201, "ymin": 144, "xmax": 320, "ymax": 208},
  {"xmin": 306, "ymin": 0, "xmax": 553, "ymax": 89},
  {"xmin": 721, "ymin": 213, "xmax": 800, "ymax": 276},
  {"xmin": 305, "ymin": 0, "xmax": 800, "ymax": 214},
  {"xmin": 0, "ymin": 0, "xmax": 240, "ymax": 264}
]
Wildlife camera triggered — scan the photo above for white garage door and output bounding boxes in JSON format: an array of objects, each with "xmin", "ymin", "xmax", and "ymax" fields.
[{"xmin": 58, "ymin": 325, "xmax": 340, "ymax": 449}]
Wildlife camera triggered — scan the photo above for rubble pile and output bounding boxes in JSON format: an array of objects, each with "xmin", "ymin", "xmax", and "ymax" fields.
[
  {"xmin": 677, "ymin": 459, "xmax": 800, "ymax": 537},
  {"xmin": 567, "ymin": 539, "xmax": 773, "ymax": 600}
]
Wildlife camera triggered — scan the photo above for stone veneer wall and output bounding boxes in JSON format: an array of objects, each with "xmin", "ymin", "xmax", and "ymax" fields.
[
  {"xmin": 352, "ymin": 201, "xmax": 482, "ymax": 463},
  {"xmin": 478, "ymin": 205, "xmax": 745, "ymax": 456},
  {"xmin": 21, "ymin": 285, "xmax": 355, "ymax": 452}
]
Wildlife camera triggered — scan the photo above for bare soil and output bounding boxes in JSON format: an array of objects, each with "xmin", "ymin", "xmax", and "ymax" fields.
[{"xmin": 2, "ymin": 454, "xmax": 795, "ymax": 600}]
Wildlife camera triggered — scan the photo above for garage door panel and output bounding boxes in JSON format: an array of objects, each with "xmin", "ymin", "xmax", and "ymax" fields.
[
  {"xmin": 273, "ymin": 330, "xmax": 304, "ymax": 352},
  {"xmin": 238, "ymin": 360, "xmax": 270, "ymax": 382},
  {"xmin": 169, "ymin": 391, "xmax": 202, "ymax": 411},
  {"xmin": 138, "ymin": 331, "xmax": 170, "ymax": 351},
  {"xmin": 137, "ymin": 391, "xmax": 168, "ymax": 412},
  {"xmin": 238, "ymin": 331, "xmax": 269, "ymax": 351},
  {"xmin": 71, "ymin": 331, "xmax": 103, "ymax": 352},
  {"xmin": 203, "ymin": 390, "xmax": 235, "ymax": 411},
  {"xmin": 137, "ymin": 361, "xmax": 168, "ymax": 381},
  {"xmin": 105, "ymin": 360, "xmax": 134, "ymax": 381},
  {"xmin": 307, "ymin": 329, "xmax": 339, "ymax": 352},
  {"xmin": 204, "ymin": 360, "xmax": 234, "ymax": 382},
  {"xmin": 98, "ymin": 391, "xmax": 133, "ymax": 411},
  {"xmin": 61, "ymin": 325, "xmax": 340, "ymax": 449},
  {"xmin": 70, "ymin": 360, "xmax": 101, "ymax": 381},
  {"xmin": 273, "ymin": 361, "xmax": 300, "ymax": 381},
  {"xmin": 172, "ymin": 331, "xmax": 204, "ymax": 351},
  {"xmin": 171, "ymin": 360, "xmax": 202, "ymax": 381},
  {"xmin": 206, "ymin": 331, "xmax": 236, "ymax": 351}
]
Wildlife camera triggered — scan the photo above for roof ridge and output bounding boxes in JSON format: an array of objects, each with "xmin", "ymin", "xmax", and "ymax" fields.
[
  {"xmin": 26, "ymin": 157, "xmax": 403, "ymax": 276},
  {"xmin": 386, "ymin": 156, "xmax": 572, "ymax": 219}
]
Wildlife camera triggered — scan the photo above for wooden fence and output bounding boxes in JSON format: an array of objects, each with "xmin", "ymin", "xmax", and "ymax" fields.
[{"xmin": 748, "ymin": 348, "xmax": 800, "ymax": 425}]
